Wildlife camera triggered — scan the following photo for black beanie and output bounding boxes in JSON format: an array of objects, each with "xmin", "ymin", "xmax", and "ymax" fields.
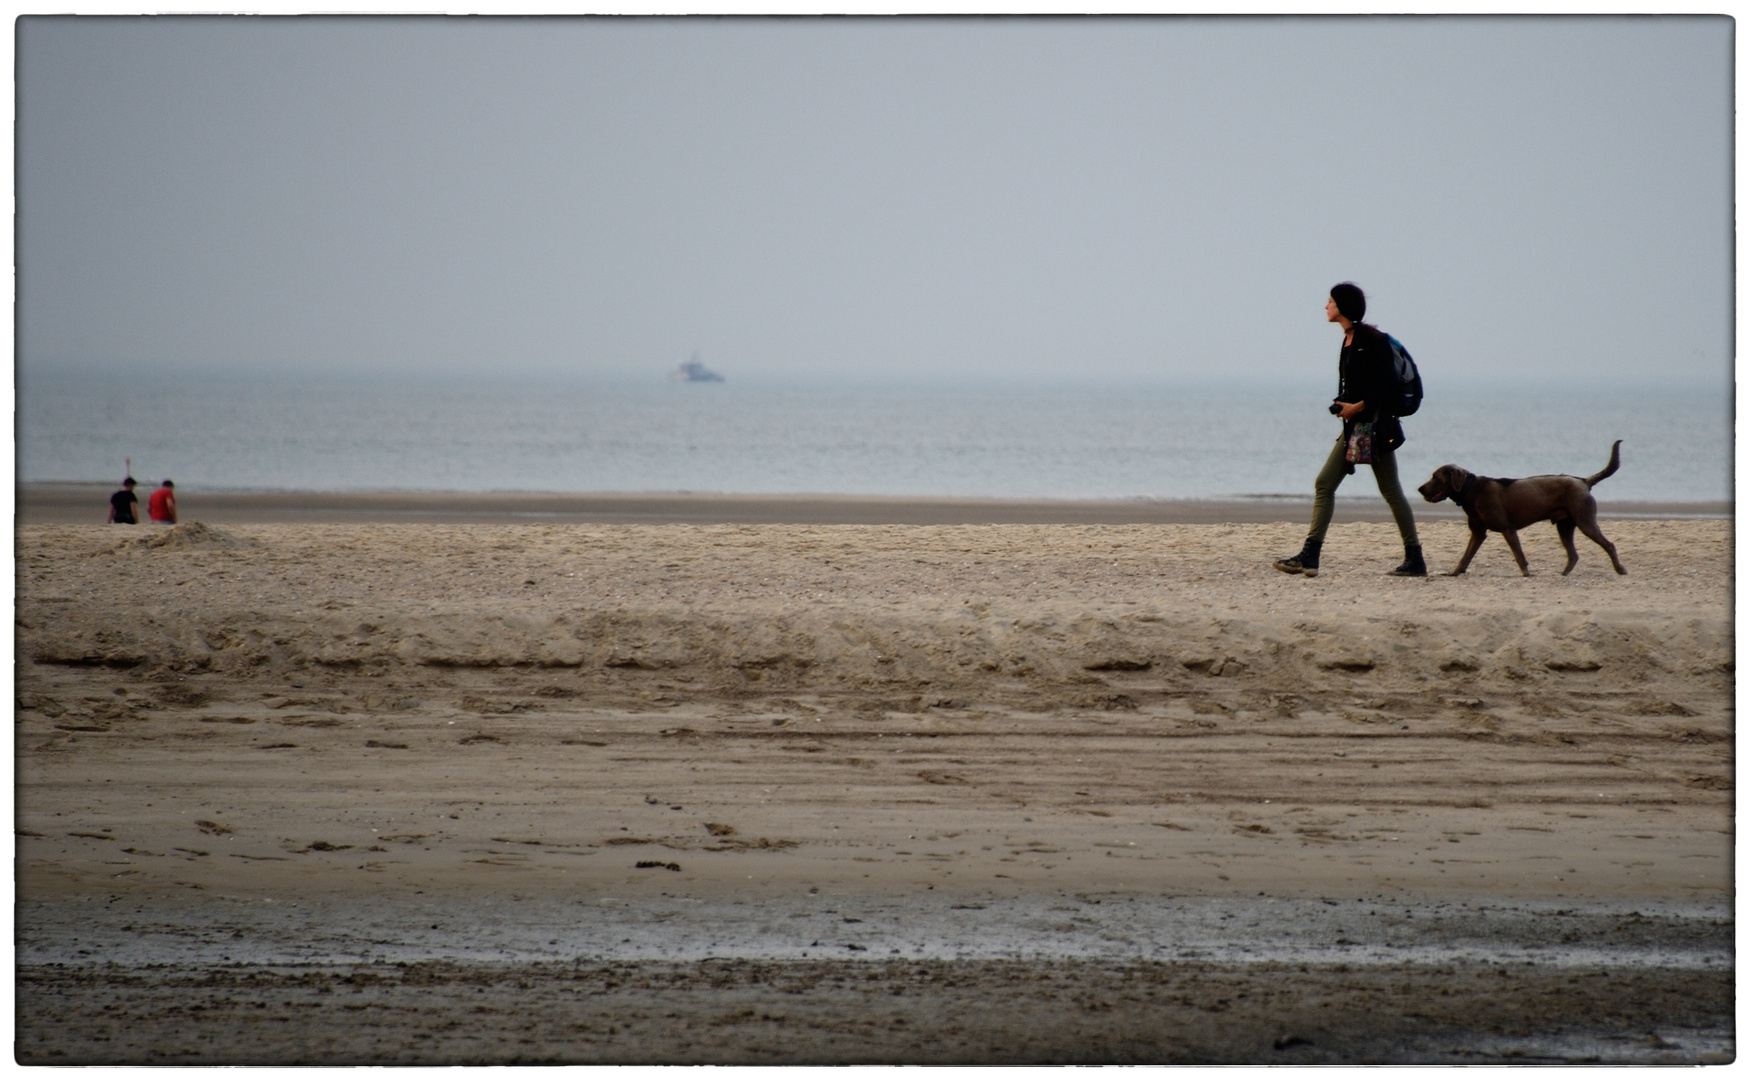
[{"xmin": 1329, "ymin": 282, "xmax": 1366, "ymax": 322}]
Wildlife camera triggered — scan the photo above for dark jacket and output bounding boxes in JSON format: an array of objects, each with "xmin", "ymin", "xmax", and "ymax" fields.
[{"xmin": 1337, "ymin": 322, "xmax": 1404, "ymax": 451}]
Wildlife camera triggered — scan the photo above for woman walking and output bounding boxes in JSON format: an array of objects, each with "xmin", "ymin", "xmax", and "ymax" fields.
[{"xmin": 1274, "ymin": 282, "xmax": 1425, "ymax": 578}]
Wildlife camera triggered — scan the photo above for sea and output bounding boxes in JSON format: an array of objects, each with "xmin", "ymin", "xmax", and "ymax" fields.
[{"xmin": 15, "ymin": 370, "xmax": 1733, "ymax": 505}]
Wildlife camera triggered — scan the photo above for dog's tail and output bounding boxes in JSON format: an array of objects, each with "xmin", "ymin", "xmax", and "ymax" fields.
[{"xmin": 1585, "ymin": 440, "xmax": 1622, "ymax": 489}]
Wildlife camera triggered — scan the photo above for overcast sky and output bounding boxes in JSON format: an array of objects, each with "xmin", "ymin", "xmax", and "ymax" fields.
[{"xmin": 16, "ymin": 16, "xmax": 1733, "ymax": 385}]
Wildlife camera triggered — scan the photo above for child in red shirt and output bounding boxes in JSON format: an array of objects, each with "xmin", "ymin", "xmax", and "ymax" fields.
[{"xmin": 148, "ymin": 480, "xmax": 177, "ymax": 524}]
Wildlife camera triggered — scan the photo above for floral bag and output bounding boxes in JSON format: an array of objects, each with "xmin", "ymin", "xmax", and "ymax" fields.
[{"xmin": 1345, "ymin": 421, "xmax": 1374, "ymax": 465}]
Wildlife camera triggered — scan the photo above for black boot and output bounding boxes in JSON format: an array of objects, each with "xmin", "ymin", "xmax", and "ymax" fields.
[
  {"xmin": 1273, "ymin": 538, "xmax": 1322, "ymax": 578},
  {"xmin": 1388, "ymin": 542, "xmax": 1426, "ymax": 577}
]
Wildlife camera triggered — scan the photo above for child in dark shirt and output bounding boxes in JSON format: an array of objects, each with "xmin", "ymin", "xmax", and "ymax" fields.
[{"xmin": 108, "ymin": 478, "xmax": 139, "ymax": 524}]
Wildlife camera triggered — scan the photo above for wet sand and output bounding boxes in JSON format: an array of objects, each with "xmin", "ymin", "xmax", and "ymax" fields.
[
  {"xmin": 14, "ymin": 516, "xmax": 1734, "ymax": 1063},
  {"xmin": 16, "ymin": 481, "xmax": 1729, "ymax": 525}
]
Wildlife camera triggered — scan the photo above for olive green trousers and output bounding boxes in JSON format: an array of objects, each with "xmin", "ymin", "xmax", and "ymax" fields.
[{"xmin": 1307, "ymin": 434, "xmax": 1420, "ymax": 546}]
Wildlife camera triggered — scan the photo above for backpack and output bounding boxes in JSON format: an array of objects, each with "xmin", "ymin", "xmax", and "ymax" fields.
[{"xmin": 1383, "ymin": 334, "xmax": 1423, "ymax": 417}]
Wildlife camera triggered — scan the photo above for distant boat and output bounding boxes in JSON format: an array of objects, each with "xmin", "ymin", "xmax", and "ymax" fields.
[{"xmin": 670, "ymin": 352, "xmax": 724, "ymax": 383}]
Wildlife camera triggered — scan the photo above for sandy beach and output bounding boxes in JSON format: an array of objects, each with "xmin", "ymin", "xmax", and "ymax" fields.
[{"xmin": 14, "ymin": 513, "xmax": 1733, "ymax": 1063}]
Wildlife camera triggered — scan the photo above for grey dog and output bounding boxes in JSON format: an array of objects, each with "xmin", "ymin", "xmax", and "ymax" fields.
[{"xmin": 1416, "ymin": 441, "xmax": 1627, "ymax": 577}]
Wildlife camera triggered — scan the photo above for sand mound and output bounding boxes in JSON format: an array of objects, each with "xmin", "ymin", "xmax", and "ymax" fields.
[{"xmin": 130, "ymin": 521, "xmax": 251, "ymax": 551}]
